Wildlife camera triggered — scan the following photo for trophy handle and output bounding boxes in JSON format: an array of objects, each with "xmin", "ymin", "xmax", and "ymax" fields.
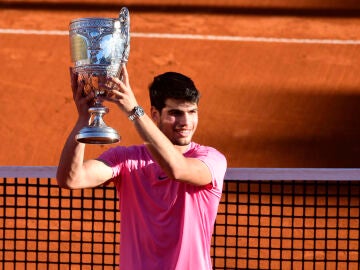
[{"xmin": 119, "ymin": 7, "xmax": 130, "ymax": 64}]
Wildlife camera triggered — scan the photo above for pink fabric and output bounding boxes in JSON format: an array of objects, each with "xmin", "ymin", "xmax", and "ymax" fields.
[{"xmin": 98, "ymin": 142, "xmax": 227, "ymax": 270}]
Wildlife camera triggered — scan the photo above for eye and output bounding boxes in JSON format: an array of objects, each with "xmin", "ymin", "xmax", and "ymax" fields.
[
  {"xmin": 189, "ymin": 109, "xmax": 198, "ymax": 114},
  {"xmin": 168, "ymin": 110, "xmax": 183, "ymax": 116}
]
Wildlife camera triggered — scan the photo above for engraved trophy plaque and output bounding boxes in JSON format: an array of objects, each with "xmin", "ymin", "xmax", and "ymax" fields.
[{"xmin": 69, "ymin": 7, "xmax": 130, "ymax": 144}]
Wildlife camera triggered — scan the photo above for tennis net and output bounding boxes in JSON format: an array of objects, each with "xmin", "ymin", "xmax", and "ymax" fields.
[{"xmin": 0, "ymin": 167, "xmax": 359, "ymax": 269}]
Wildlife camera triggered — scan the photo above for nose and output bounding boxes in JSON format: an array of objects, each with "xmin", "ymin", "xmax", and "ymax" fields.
[{"xmin": 178, "ymin": 112, "xmax": 191, "ymax": 126}]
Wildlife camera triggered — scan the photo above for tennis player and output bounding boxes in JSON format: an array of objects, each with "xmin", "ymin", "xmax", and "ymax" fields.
[{"xmin": 57, "ymin": 65, "xmax": 227, "ymax": 269}]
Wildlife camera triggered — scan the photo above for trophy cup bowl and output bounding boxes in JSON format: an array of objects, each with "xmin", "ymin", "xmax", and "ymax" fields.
[{"xmin": 69, "ymin": 7, "xmax": 130, "ymax": 144}]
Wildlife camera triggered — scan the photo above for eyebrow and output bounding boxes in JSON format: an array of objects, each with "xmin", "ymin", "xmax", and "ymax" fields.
[{"xmin": 167, "ymin": 107, "xmax": 198, "ymax": 113}]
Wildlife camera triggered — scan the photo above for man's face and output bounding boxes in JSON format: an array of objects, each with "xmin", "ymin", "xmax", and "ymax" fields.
[{"xmin": 152, "ymin": 98, "xmax": 199, "ymax": 147}]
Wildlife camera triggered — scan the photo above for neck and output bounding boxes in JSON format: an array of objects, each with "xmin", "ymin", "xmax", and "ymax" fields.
[{"xmin": 175, "ymin": 143, "xmax": 191, "ymax": 154}]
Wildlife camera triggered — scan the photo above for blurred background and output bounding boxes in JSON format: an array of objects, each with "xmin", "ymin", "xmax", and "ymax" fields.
[{"xmin": 1, "ymin": 0, "xmax": 360, "ymax": 168}]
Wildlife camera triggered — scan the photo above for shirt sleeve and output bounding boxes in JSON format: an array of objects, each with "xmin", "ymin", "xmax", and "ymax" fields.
[
  {"xmin": 97, "ymin": 146, "xmax": 127, "ymax": 179},
  {"xmin": 192, "ymin": 146, "xmax": 227, "ymax": 193}
]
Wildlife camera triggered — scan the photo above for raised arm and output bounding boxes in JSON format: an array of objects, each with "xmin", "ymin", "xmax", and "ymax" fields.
[
  {"xmin": 56, "ymin": 69, "xmax": 113, "ymax": 189},
  {"xmin": 134, "ymin": 113, "xmax": 213, "ymax": 186},
  {"xmin": 106, "ymin": 66, "xmax": 213, "ymax": 186}
]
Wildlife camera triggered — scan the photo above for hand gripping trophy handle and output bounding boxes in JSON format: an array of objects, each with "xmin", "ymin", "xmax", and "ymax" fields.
[{"xmin": 69, "ymin": 7, "xmax": 130, "ymax": 144}]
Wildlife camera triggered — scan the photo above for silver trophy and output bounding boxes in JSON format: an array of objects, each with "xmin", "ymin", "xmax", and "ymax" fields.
[{"xmin": 69, "ymin": 7, "xmax": 130, "ymax": 144}]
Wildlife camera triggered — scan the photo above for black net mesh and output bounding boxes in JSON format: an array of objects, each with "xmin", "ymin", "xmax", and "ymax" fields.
[{"xmin": 0, "ymin": 177, "xmax": 359, "ymax": 269}]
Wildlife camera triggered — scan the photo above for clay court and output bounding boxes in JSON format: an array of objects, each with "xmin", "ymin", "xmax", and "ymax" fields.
[
  {"xmin": 1, "ymin": 0, "xmax": 360, "ymax": 168},
  {"xmin": 1, "ymin": 1, "xmax": 360, "ymax": 270}
]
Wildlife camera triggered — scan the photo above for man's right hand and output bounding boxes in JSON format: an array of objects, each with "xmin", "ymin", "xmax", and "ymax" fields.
[{"xmin": 70, "ymin": 68, "xmax": 93, "ymax": 122}]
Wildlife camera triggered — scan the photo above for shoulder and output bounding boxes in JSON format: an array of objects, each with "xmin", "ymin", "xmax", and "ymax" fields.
[
  {"xmin": 187, "ymin": 142, "xmax": 227, "ymax": 186},
  {"xmin": 97, "ymin": 144, "xmax": 153, "ymax": 180},
  {"xmin": 187, "ymin": 142, "xmax": 227, "ymax": 166},
  {"xmin": 98, "ymin": 144, "xmax": 151, "ymax": 166}
]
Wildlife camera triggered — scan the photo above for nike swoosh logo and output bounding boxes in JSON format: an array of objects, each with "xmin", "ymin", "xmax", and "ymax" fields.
[{"xmin": 158, "ymin": 175, "xmax": 168, "ymax": 181}]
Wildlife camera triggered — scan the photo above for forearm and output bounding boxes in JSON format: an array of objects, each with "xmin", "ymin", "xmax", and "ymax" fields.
[
  {"xmin": 135, "ymin": 115, "xmax": 181, "ymax": 168},
  {"xmin": 132, "ymin": 114, "xmax": 209, "ymax": 184}
]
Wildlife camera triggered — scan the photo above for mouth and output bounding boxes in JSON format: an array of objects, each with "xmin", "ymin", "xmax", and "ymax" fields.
[{"xmin": 175, "ymin": 129, "xmax": 192, "ymax": 137}]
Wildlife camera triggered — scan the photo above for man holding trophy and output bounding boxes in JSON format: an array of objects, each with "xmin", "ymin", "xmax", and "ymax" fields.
[{"xmin": 57, "ymin": 7, "xmax": 227, "ymax": 270}]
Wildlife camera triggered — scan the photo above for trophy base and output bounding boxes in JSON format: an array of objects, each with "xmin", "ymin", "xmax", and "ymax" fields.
[{"xmin": 76, "ymin": 126, "xmax": 120, "ymax": 144}]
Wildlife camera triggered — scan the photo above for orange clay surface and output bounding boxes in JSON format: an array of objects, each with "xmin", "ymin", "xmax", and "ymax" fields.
[{"xmin": 1, "ymin": 1, "xmax": 360, "ymax": 168}]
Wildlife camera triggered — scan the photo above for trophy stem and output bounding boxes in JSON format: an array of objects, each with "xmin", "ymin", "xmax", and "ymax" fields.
[
  {"xmin": 75, "ymin": 105, "xmax": 120, "ymax": 144},
  {"xmin": 88, "ymin": 106, "xmax": 108, "ymax": 127}
]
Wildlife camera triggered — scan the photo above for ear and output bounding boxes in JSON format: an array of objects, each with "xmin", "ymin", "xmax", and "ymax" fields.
[{"xmin": 150, "ymin": 106, "xmax": 160, "ymax": 123}]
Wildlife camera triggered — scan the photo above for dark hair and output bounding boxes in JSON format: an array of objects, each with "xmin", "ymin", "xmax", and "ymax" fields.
[{"xmin": 149, "ymin": 72, "xmax": 200, "ymax": 112}]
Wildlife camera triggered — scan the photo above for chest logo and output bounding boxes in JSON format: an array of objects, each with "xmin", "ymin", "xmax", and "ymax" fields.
[{"xmin": 158, "ymin": 175, "xmax": 168, "ymax": 181}]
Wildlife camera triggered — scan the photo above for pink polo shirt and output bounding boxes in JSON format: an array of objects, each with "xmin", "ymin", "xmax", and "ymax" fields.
[{"xmin": 98, "ymin": 142, "xmax": 227, "ymax": 270}]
